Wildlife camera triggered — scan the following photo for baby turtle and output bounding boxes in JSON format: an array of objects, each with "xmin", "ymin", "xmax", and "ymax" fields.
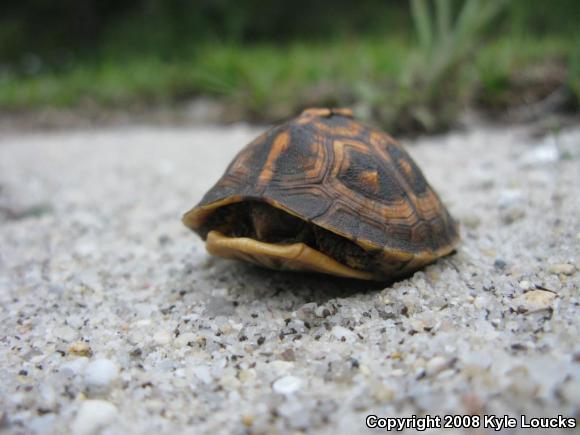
[{"xmin": 183, "ymin": 108, "xmax": 459, "ymax": 280}]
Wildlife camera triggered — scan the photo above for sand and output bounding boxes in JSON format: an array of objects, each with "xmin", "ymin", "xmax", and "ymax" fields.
[{"xmin": 0, "ymin": 122, "xmax": 578, "ymax": 434}]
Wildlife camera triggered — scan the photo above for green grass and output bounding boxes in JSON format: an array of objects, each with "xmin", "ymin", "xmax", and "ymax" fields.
[
  {"xmin": 0, "ymin": 38, "xmax": 409, "ymax": 110},
  {"xmin": 0, "ymin": 33, "xmax": 577, "ymax": 131},
  {"xmin": 476, "ymin": 36, "xmax": 578, "ymax": 104}
]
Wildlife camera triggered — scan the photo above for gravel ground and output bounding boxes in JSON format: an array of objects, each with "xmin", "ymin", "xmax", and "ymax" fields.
[{"xmin": 0, "ymin": 122, "xmax": 579, "ymax": 434}]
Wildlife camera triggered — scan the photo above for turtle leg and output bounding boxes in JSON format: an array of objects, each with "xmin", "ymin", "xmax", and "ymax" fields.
[
  {"xmin": 199, "ymin": 202, "xmax": 253, "ymax": 239},
  {"xmin": 250, "ymin": 201, "xmax": 309, "ymax": 243},
  {"xmin": 313, "ymin": 226, "xmax": 378, "ymax": 272}
]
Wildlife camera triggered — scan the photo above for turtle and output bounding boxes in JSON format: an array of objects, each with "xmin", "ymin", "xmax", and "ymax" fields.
[{"xmin": 182, "ymin": 108, "xmax": 459, "ymax": 281}]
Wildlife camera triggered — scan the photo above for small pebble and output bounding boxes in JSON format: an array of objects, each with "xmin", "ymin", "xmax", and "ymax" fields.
[
  {"xmin": 408, "ymin": 319, "xmax": 427, "ymax": 333},
  {"xmin": 514, "ymin": 290, "xmax": 556, "ymax": 313},
  {"xmin": 370, "ymin": 383, "xmax": 396, "ymax": 402},
  {"xmin": 38, "ymin": 384, "xmax": 57, "ymax": 411},
  {"xmin": 500, "ymin": 207, "xmax": 525, "ymax": 224},
  {"xmin": 461, "ymin": 214, "xmax": 481, "ymax": 229},
  {"xmin": 498, "ymin": 189, "xmax": 523, "ymax": 208},
  {"xmin": 549, "ymin": 263, "xmax": 576, "ymax": 276},
  {"xmin": 314, "ymin": 306, "xmax": 331, "ymax": 318},
  {"xmin": 473, "ymin": 296, "xmax": 488, "ymax": 309},
  {"xmin": 279, "ymin": 348, "xmax": 296, "ymax": 361},
  {"xmin": 494, "ymin": 259, "xmax": 507, "ymax": 270},
  {"xmin": 519, "ymin": 143, "xmax": 559, "ymax": 166},
  {"xmin": 241, "ymin": 414, "xmax": 254, "ymax": 427},
  {"xmin": 84, "ymin": 359, "xmax": 119, "ymax": 391},
  {"xmin": 296, "ymin": 303, "xmax": 317, "ymax": 320},
  {"xmin": 219, "ymin": 374, "xmax": 240, "ymax": 389},
  {"xmin": 426, "ymin": 356, "xmax": 453, "ymax": 376},
  {"xmin": 72, "ymin": 400, "xmax": 118, "ymax": 435},
  {"xmin": 238, "ymin": 369, "xmax": 257, "ymax": 383},
  {"xmin": 272, "ymin": 376, "xmax": 302, "ymax": 395},
  {"xmin": 152, "ymin": 330, "xmax": 172, "ymax": 346},
  {"xmin": 68, "ymin": 342, "xmax": 93, "ymax": 357},
  {"xmin": 559, "ymin": 378, "xmax": 580, "ymax": 403},
  {"xmin": 60, "ymin": 357, "xmax": 90, "ymax": 377},
  {"xmin": 192, "ymin": 366, "xmax": 212, "ymax": 384},
  {"xmin": 173, "ymin": 332, "xmax": 196, "ymax": 348}
]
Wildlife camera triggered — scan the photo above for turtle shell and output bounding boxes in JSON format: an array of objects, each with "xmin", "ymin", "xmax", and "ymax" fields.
[{"xmin": 183, "ymin": 108, "xmax": 459, "ymax": 280}]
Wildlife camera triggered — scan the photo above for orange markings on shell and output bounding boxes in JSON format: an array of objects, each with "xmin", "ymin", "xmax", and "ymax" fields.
[{"xmin": 258, "ymin": 130, "xmax": 291, "ymax": 185}]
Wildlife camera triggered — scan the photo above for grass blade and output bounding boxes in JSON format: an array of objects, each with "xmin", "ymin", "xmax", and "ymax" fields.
[
  {"xmin": 411, "ymin": 0, "xmax": 434, "ymax": 52},
  {"xmin": 436, "ymin": 0, "xmax": 452, "ymax": 42}
]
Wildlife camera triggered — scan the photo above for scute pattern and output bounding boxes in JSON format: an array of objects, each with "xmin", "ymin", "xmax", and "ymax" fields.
[
  {"xmin": 268, "ymin": 126, "xmax": 327, "ymax": 185},
  {"xmin": 386, "ymin": 142, "xmax": 429, "ymax": 196},
  {"xmin": 185, "ymin": 108, "xmax": 459, "ymax": 265},
  {"xmin": 265, "ymin": 186, "xmax": 332, "ymax": 221},
  {"xmin": 337, "ymin": 147, "xmax": 405, "ymax": 204}
]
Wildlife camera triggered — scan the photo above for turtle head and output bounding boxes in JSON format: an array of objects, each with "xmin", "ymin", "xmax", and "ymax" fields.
[{"xmin": 300, "ymin": 107, "xmax": 353, "ymax": 118}]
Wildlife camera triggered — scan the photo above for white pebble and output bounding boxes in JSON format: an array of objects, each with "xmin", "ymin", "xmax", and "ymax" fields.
[
  {"xmin": 192, "ymin": 365, "xmax": 213, "ymax": 384},
  {"xmin": 60, "ymin": 357, "xmax": 89, "ymax": 376},
  {"xmin": 84, "ymin": 359, "xmax": 119, "ymax": 390},
  {"xmin": 474, "ymin": 295, "xmax": 488, "ymax": 309},
  {"xmin": 314, "ymin": 306, "xmax": 331, "ymax": 317},
  {"xmin": 272, "ymin": 376, "xmax": 302, "ymax": 394},
  {"xmin": 497, "ymin": 189, "xmax": 523, "ymax": 208},
  {"xmin": 426, "ymin": 356, "xmax": 451, "ymax": 376},
  {"xmin": 559, "ymin": 378, "xmax": 580, "ymax": 403},
  {"xmin": 72, "ymin": 400, "xmax": 117, "ymax": 435},
  {"xmin": 174, "ymin": 332, "xmax": 196, "ymax": 348},
  {"xmin": 38, "ymin": 384, "xmax": 57, "ymax": 411},
  {"xmin": 519, "ymin": 143, "xmax": 559, "ymax": 166},
  {"xmin": 153, "ymin": 330, "xmax": 172, "ymax": 346}
]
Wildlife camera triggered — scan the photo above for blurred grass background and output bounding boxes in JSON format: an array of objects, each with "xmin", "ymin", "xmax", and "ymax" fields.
[{"xmin": 1, "ymin": 0, "xmax": 578, "ymax": 132}]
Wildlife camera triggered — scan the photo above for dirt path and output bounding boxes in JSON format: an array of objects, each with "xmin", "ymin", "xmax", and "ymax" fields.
[{"xmin": 0, "ymin": 123, "xmax": 579, "ymax": 434}]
